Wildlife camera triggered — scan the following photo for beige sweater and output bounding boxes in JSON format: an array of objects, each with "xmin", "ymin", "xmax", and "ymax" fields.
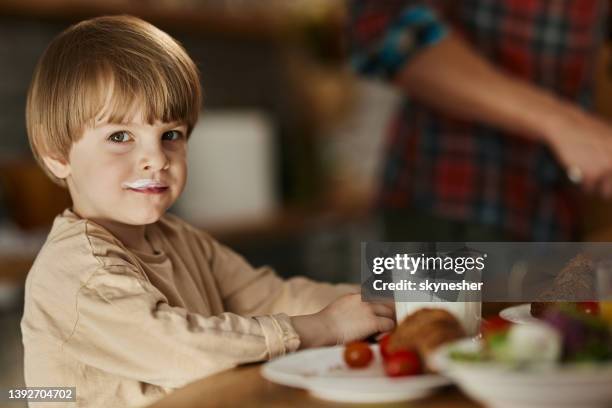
[{"xmin": 21, "ymin": 209, "xmax": 356, "ymax": 407}]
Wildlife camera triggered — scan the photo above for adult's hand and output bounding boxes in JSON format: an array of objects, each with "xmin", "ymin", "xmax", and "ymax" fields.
[{"xmin": 544, "ymin": 106, "xmax": 612, "ymax": 197}]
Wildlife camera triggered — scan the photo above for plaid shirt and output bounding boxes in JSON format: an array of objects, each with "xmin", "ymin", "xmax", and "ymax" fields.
[{"xmin": 349, "ymin": 0, "xmax": 608, "ymax": 240}]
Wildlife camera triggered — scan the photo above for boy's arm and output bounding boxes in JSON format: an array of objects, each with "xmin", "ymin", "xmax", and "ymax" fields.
[
  {"xmin": 227, "ymin": 270, "xmax": 359, "ymax": 316},
  {"xmin": 201, "ymin": 232, "xmax": 358, "ymax": 316},
  {"xmin": 55, "ymin": 265, "xmax": 300, "ymax": 389}
]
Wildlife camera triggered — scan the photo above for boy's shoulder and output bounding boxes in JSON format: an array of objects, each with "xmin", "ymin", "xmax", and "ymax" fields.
[
  {"xmin": 29, "ymin": 209, "xmax": 220, "ymax": 283},
  {"xmin": 30, "ymin": 208, "xmax": 140, "ymax": 284}
]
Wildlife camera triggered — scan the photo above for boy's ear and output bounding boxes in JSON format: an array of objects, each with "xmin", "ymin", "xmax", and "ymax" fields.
[{"xmin": 42, "ymin": 156, "xmax": 71, "ymax": 179}]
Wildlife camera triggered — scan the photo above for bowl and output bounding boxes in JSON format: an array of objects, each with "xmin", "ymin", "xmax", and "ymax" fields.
[{"xmin": 430, "ymin": 338, "xmax": 612, "ymax": 408}]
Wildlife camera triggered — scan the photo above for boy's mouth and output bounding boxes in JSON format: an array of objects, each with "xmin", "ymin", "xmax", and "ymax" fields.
[
  {"xmin": 122, "ymin": 179, "xmax": 169, "ymax": 194},
  {"xmin": 128, "ymin": 186, "xmax": 169, "ymax": 194}
]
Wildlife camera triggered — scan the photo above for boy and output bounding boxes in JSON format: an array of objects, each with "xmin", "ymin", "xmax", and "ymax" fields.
[{"xmin": 21, "ymin": 15, "xmax": 394, "ymax": 408}]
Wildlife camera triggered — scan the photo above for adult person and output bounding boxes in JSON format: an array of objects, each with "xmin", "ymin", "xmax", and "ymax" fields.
[{"xmin": 349, "ymin": 1, "xmax": 612, "ymax": 240}]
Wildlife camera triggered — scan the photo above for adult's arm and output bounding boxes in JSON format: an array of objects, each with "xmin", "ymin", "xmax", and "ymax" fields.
[
  {"xmin": 393, "ymin": 33, "xmax": 612, "ymax": 195},
  {"xmin": 349, "ymin": 2, "xmax": 612, "ymax": 196}
]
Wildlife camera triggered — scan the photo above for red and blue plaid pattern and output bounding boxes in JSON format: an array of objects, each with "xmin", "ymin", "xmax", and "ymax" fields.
[{"xmin": 349, "ymin": 0, "xmax": 608, "ymax": 240}]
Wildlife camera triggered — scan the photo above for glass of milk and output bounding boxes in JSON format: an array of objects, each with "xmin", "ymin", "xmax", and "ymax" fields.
[{"xmin": 392, "ymin": 251, "xmax": 482, "ymax": 336}]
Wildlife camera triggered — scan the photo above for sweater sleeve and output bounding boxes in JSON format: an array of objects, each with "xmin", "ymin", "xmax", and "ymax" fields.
[
  {"xmin": 200, "ymin": 232, "xmax": 359, "ymax": 317},
  {"xmin": 60, "ymin": 264, "xmax": 299, "ymax": 389}
]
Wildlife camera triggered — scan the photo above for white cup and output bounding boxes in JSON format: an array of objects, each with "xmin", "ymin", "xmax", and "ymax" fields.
[{"xmin": 392, "ymin": 257, "xmax": 482, "ymax": 335}]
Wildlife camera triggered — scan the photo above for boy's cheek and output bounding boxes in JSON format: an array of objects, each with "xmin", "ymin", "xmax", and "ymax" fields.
[
  {"xmin": 168, "ymin": 143, "xmax": 187, "ymax": 156},
  {"xmin": 106, "ymin": 144, "xmax": 133, "ymax": 155}
]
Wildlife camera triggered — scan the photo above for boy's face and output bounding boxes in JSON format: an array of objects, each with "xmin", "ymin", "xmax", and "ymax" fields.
[{"xmin": 51, "ymin": 107, "xmax": 188, "ymax": 226}]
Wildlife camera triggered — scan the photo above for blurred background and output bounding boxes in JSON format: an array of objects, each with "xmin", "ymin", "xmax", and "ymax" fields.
[{"xmin": 1, "ymin": 1, "xmax": 612, "ymax": 406}]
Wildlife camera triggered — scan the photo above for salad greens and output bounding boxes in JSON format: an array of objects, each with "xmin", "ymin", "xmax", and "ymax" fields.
[{"xmin": 451, "ymin": 304, "xmax": 612, "ymax": 365}]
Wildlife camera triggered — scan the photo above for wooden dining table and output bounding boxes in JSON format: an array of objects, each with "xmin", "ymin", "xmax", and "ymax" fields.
[
  {"xmin": 146, "ymin": 362, "xmax": 482, "ymax": 408},
  {"xmin": 147, "ymin": 304, "xmax": 514, "ymax": 408}
]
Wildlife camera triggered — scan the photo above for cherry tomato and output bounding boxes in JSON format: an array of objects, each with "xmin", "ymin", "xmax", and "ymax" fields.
[
  {"xmin": 480, "ymin": 316, "xmax": 511, "ymax": 339},
  {"xmin": 378, "ymin": 333, "xmax": 393, "ymax": 360},
  {"xmin": 384, "ymin": 350, "xmax": 422, "ymax": 377},
  {"xmin": 576, "ymin": 301, "xmax": 600, "ymax": 315},
  {"xmin": 344, "ymin": 342, "xmax": 373, "ymax": 368}
]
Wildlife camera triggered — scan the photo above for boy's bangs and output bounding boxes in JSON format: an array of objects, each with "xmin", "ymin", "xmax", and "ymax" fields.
[{"xmin": 73, "ymin": 60, "xmax": 199, "ymax": 133}]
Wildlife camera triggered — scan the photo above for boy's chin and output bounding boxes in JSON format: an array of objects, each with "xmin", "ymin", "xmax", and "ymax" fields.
[{"xmin": 123, "ymin": 208, "xmax": 167, "ymax": 225}]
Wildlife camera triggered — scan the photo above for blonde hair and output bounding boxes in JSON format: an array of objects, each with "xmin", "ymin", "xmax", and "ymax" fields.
[{"xmin": 26, "ymin": 15, "xmax": 202, "ymax": 188}]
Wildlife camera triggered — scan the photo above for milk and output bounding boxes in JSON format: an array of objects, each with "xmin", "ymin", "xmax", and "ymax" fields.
[{"xmin": 392, "ymin": 260, "xmax": 482, "ymax": 335}]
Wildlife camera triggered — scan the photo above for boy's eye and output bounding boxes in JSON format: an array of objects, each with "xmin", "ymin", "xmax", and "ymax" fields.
[
  {"xmin": 108, "ymin": 131, "xmax": 131, "ymax": 143},
  {"xmin": 162, "ymin": 130, "xmax": 184, "ymax": 141}
]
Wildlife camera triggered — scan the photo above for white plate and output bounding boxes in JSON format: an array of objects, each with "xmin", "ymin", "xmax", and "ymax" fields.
[
  {"xmin": 430, "ymin": 338, "xmax": 612, "ymax": 408},
  {"xmin": 499, "ymin": 304, "xmax": 540, "ymax": 324},
  {"xmin": 261, "ymin": 345, "xmax": 451, "ymax": 403}
]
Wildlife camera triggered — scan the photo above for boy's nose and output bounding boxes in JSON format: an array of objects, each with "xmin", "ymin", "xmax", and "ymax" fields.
[{"xmin": 140, "ymin": 147, "xmax": 169, "ymax": 171}]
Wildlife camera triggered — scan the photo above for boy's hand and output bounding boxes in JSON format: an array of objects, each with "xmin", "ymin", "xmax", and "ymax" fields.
[
  {"xmin": 321, "ymin": 294, "xmax": 396, "ymax": 345},
  {"xmin": 291, "ymin": 294, "xmax": 395, "ymax": 349}
]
